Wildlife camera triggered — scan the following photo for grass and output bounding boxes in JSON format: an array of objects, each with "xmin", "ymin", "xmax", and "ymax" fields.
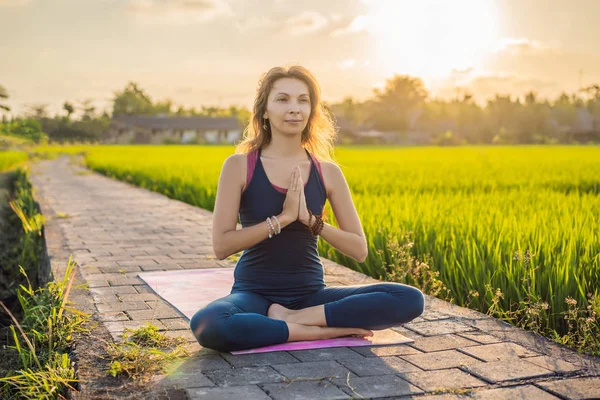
[
  {"xmin": 103, "ymin": 323, "xmax": 189, "ymax": 382},
  {"xmin": 0, "ymin": 150, "xmax": 28, "ymax": 172},
  {"xmin": 0, "ymin": 257, "xmax": 90, "ymax": 399}
]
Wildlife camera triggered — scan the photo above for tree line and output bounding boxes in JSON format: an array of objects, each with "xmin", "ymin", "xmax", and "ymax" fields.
[{"xmin": 1, "ymin": 76, "xmax": 599, "ymax": 145}]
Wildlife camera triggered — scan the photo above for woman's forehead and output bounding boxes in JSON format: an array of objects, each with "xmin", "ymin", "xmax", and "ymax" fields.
[{"xmin": 272, "ymin": 78, "xmax": 309, "ymax": 95}]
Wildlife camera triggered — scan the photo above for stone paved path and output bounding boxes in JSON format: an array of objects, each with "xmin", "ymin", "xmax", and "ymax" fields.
[{"xmin": 30, "ymin": 156, "xmax": 600, "ymax": 399}]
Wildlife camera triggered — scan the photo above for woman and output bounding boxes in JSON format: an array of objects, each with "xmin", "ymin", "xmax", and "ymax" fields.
[{"xmin": 190, "ymin": 65, "xmax": 424, "ymax": 352}]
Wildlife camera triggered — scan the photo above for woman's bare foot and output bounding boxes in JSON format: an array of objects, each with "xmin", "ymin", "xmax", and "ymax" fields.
[
  {"xmin": 286, "ymin": 322, "xmax": 374, "ymax": 342},
  {"xmin": 267, "ymin": 303, "xmax": 293, "ymax": 321}
]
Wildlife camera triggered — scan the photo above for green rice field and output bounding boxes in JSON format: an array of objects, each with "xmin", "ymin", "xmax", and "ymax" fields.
[
  {"xmin": 0, "ymin": 151, "xmax": 28, "ymax": 172},
  {"xmin": 34, "ymin": 144, "xmax": 600, "ymax": 346}
]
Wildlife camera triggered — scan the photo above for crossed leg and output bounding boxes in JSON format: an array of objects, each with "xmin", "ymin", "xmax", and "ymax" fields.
[
  {"xmin": 189, "ymin": 291, "xmax": 377, "ymax": 352},
  {"xmin": 268, "ymin": 282, "xmax": 425, "ymax": 331}
]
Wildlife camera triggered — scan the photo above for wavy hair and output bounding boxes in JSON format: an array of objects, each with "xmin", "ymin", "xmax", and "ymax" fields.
[{"xmin": 235, "ymin": 65, "xmax": 337, "ymax": 163}]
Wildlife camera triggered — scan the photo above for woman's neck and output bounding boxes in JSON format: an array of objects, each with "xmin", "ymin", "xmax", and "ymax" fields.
[{"xmin": 261, "ymin": 135, "xmax": 306, "ymax": 160}]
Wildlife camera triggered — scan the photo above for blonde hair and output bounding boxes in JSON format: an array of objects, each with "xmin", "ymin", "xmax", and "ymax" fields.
[{"xmin": 235, "ymin": 65, "xmax": 337, "ymax": 163}]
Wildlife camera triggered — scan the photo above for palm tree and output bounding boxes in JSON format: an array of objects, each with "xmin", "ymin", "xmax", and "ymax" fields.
[{"xmin": 0, "ymin": 84, "xmax": 10, "ymax": 112}]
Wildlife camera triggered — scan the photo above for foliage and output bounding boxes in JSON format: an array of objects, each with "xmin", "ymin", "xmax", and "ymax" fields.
[
  {"xmin": 0, "ymin": 257, "xmax": 90, "ymax": 399},
  {"xmin": 0, "ymin": 151, "xmax": 28, "ymax": 171},
  {"xmin": 0, "ymin": 119, "xmax": 48, "ymax": 144},
  {"xmin": 105, "ymin": 323, "xmax": 189, "ymax": 381}
]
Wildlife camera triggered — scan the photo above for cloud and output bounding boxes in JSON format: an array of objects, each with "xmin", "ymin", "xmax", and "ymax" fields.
[
  {"xmin": 232, "ymin": 10, "xmax": 330, "ymax": 36},
  {"xmin": 492, "ymin": 37, "xmax": 556, "ymax": 55},
  {"xmin": 233, "ymin": 15, "xmax": 277, "ymax": 32},
  {"xmin": 338, "ymin": 59, "xmax": 370, "ymax": 69},
  {"xmin": 126, "ymin": 0, "xmax": 233, "ymax": 24},
  {"xmin": 280, "ymin": 11, "xmax": 329, "ymax": 36},
  {"xmin": 331, "ymin": 15, "xmax": 375, "ymax": 36}
]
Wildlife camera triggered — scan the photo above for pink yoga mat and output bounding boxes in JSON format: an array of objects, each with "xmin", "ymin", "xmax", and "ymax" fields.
[{"xmin": 138, "ymin": 268, "xmax": 413, "ymax": 354}]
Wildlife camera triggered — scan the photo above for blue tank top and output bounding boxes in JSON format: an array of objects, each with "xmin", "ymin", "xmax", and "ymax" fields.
[{"xmin": 230, "ymin": 147, "xmax": 328, "ymax": 301}]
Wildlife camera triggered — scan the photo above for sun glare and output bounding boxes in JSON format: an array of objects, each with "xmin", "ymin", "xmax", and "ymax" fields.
[{"xmin": 367, "ymin": 0, "xmax": 500, "ymax": 79}]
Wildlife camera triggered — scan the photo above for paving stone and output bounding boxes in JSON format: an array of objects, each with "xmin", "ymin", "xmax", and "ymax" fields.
[
  {"xmin": 400, "ymin": 368, "xmax": 487, "ymax": 392},
  {"xmin": 89, "ymin": 292, "xmax": 120, "ymax": 303},
  {"xmin": 464, "ymin": 318, "xmax": 519, "ymax": 332},
  {"xmin": 116, "ymin": 260, "xmax": 157, "ymax": 267},
  {"xmin": 127, "ymin": 307, "xmax": 183, "ymax": 320},
  {"xmin": 222, "ymin": 351, "xmax": 299, "ymax": 368},
  {"xmin": 405, "ymin": 319, "xmax": 475, "ymax": 336},
  {"xmin": 271, "ymin": 361, "xmax": 354, "ymax": 380},
  {"xmin": 140, "ymin": 263, "xmax": 182, "ymax": 271},
  {"xmin": 187, "ymin": 385, "xmax": 270, "ymax": 400},
  {"xmin": 463, "ymin": 359, "xmax": 554, "ymax": 383},
  {"xmin": 537, "ymin": 376, "xmax": 600, "ymax": 400},
  {"xmin": 458, "ymin": 342, "xmax": 540, "ymax": 361},
  {"xmin": 338, "ymin": 355, "xmax": 421, "ymax": 376},
  {"xmin": 287, "ymin": 347, "xmax": 364, "ymax": 362},
  {"xmin": 108, "ymin": 276, "xmax": 144, "ymax": 286},
  {"xmin": 331, "ymin": 374, "xmax": 423, "ymax": 398},
  {"xmin": 350, "ymin": 344, "xmax": 422, "ymax": 357},
  {"xmin": 97, "ymin": 265, "xmax": 142, "ymax": 274},
  {"xmin": 203, "ymin": 366, "xmax": 284, "ymax": 386},
  {"xmin": 167, "ymin": 253, "xmax": 203, "ymax": 259},
  {"xmin": 160, "ymin": 318, "xmax": 191, "ymax": 331},
  {"xmin": 117, "ymin": 293, "xmax": 162, "ymax": 302},
  {"xmin": 158, "ymin": 371, "xmax": 215, "ymax": 390},
  {"xmin": 470, "ymin": 384, "xmax": 559, "ymax": 399},
  {"xmin": 97, "ymin": 311, "xmax": 130, "ymax": 322},
  {"xmin": 96, "ymin": 301, "xmax": 150, "ymax": 312},
  {"xmin": 419, "ymin": 310, "xmax": 453, "ymax": 321},
  {"xmin": 89, "ymin": 286, "xmax": 138, "ymax": 296},
  {"xmin": 164, "ymin": 329, "xmax": 199, "ymax": 343},
  {"xmin": 80, "ymin": 265, "xmax": 102, "ymax": 275},
  {"xmin": 104, "ymin": 320, "xmax": 167, "ymax": 335},
  {"xmin": 457, "ymin": 331, "xmax": 502, "ymax": 344},
  {"xmin": 524, "ymin": 355, "xmax": 583, "ymax": 374},
  {"xmin": 261, "ymin": 380, "xmax": 352, "ymax": 400},
  {"xmin": 409, "ymin": 334, "xmax": 479, "ymax": 352},
  {"xmin": 401, "ymin": 349, "xmax": 484, "ymax": 370},
  {"xmin": 170, "ymin": 353, "xmax": 231, "ymax": 372},
  {"xmin": 134, "ymin": 284, "xmax": 154, "ymax": 293},
  {"xmin": 86, "ymin": 280, "xmax": 111, "ymax": 288}
]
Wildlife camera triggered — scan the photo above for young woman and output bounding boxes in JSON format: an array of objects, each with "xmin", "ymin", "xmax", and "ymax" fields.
[{"xmin": 190, "ymin": 65, "xmax": 424, "ymax": 352}]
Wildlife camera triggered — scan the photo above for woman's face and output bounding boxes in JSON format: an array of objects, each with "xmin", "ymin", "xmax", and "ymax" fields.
[{"xmin": 263, "ymin": 77, "xmax": 311, "ymax": 137}]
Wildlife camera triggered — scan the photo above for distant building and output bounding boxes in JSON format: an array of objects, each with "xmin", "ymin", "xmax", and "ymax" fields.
[{"xmin": 102, "ymin": 114, "xmax": 243, "ymax": 144}]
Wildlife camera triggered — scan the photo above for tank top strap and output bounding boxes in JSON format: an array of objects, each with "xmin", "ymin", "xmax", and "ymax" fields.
[
  {"xmin": 305, "ymin": 149, "xmax": 326, "ymax": 193},
  {"xmin": 246, "ymin": 148, "xmax": 259, "ymax": 190}
]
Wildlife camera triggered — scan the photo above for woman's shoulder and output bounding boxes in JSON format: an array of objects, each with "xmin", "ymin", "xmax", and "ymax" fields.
[
  {"xmin": 228, "ymin": 151, "xmax": 260, "ymax": 193},
  {"xmin": 221, "ymin": 153, "xmax": 251, "ymax": 193},
  {"xmin": 314, "ymin": 160, "xmax": 342, "ymax": 199}
]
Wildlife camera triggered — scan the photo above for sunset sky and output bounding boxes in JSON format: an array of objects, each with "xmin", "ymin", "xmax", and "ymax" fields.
[{"xmin": 1, "ymin": 0, "xmax": 599, "ymax": 117}]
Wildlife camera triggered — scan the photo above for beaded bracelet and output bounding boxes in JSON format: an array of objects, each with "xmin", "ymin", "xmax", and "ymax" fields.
[
  {"xmin": 266, "ymin": 217, "xmax": 275, "ymax": 238},
  {"xmin": 272, "ymin": 215, "xmax": 281, "ymax": 234},
  {"xmin": 307, "ymin": 210, "xmax": 325, "ymax": 237}
]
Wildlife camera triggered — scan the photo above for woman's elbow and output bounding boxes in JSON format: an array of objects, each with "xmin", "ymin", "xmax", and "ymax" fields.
[
  {"xmin": 355, "ymin": 244, "xmax": 368, "ymax": 263},
  {"xmin": 356, "ymin": 250, "xmax": 368, "ymax": 263},
  {"xmin": 212, "ymin": 237, "xmax": 227, "ymax": 260}
]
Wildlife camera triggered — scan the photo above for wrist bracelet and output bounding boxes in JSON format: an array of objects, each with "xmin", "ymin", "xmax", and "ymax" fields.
[
  {"xmin": 272, "ymin": 215, "xmax": 281, "ymax": 234},
  {"xmin": 266, "ymin": 217, "xmax": 274, "ymax": 238}
]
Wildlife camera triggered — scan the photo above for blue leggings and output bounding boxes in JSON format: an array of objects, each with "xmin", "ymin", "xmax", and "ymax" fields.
[{"xmin": 189, "ymin": 283, "xmax": 425, "ymax": 353}]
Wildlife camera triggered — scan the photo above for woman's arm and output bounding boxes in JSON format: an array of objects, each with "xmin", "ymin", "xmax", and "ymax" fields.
[
  {"xmin": 212, "ymin": 155, "xmax": 294, "ymax": 260},
  {"xmin": 317, "ymin": 163, "xmax": 368, "ymax": 263}
]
